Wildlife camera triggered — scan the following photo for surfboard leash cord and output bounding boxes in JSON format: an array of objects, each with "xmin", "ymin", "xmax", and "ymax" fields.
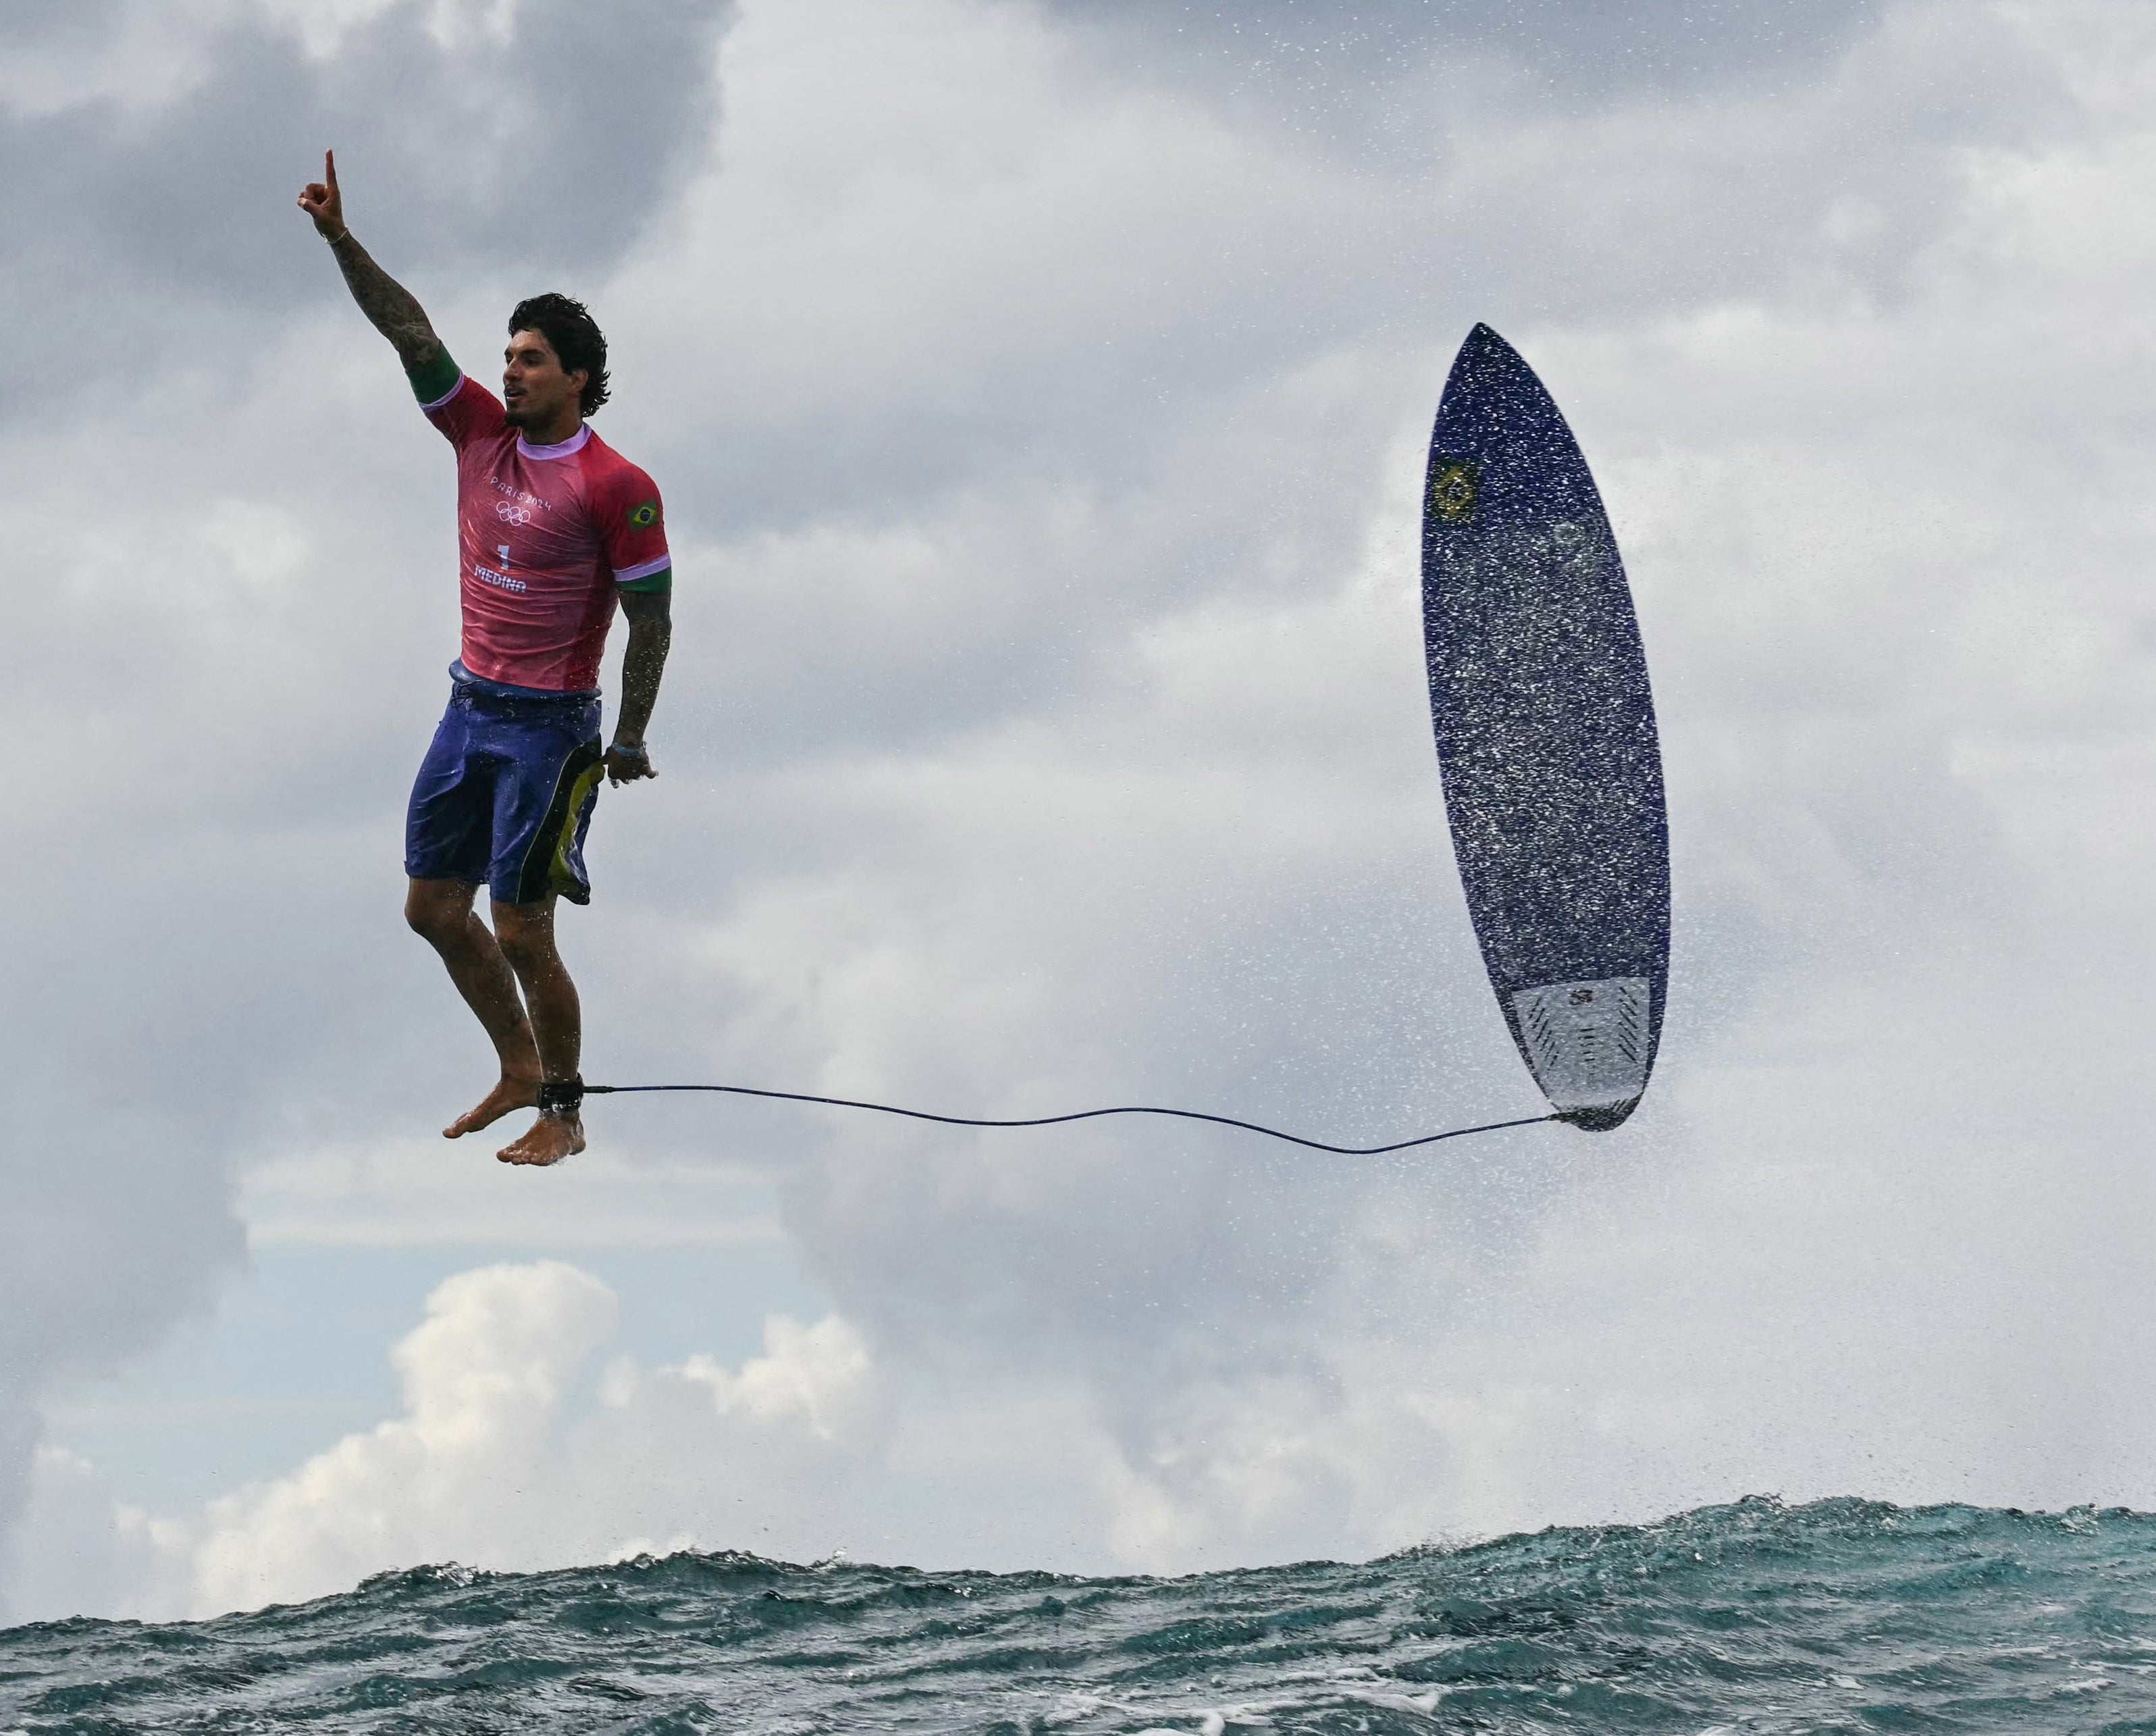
[{"xmin": 572, "ymin": 1080, "xmax": 1561, "ymax": 1156}]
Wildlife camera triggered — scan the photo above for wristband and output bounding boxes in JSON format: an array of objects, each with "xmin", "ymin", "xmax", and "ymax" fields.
[
  {"xmin": 323, "ymin": 227, "xmax": 350, "ymax": 246},
  {"xmin": 610, "ymin": 740, "xmax": 649, "ymax": 760}
]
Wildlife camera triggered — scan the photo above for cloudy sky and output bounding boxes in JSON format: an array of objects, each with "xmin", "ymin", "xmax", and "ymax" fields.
[{"xmin": 5, "ymin": 0, "xmax": 2156, "ymax": 1625}]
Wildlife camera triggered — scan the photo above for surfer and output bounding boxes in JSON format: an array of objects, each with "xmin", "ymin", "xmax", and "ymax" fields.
[{"xmin": 298, "ymin": 150, "xmax": 674, "ymax": 1167}]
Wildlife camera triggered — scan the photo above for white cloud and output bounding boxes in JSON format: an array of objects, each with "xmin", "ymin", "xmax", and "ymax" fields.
[
  {"xmin": 184, "ymin": 1261, "xmax": 625, "ymax": 1612},
  {"xmin": 669, "ymin": 1313, "xmax": 871, "ymax": 1439},
  {"xmin": 11, "ymin": 1263, "xmax": 1136, "ymax": 1621},
  {"xmin": 9, "ymin": 1263, "xmax": 884, "ymax": 1619}
]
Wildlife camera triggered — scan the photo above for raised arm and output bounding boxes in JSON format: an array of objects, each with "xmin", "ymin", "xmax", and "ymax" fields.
[{"xmin": 296, "ymin": 150, "xmax": 445, "ymax": 377}]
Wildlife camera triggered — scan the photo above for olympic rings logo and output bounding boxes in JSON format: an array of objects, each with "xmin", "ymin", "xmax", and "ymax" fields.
[{"xmin": 495, "ymin": 500, "xmax": 533, "ymax": 526}]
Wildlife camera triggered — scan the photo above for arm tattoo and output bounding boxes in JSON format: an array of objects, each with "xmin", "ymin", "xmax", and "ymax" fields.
[
  {"xmin": 329, "ymin": 234, "xmax": 444, "ymax": 375},
  {"xmin": 616, "ymin": 591, "xmax": 673, "ymax": 741}
]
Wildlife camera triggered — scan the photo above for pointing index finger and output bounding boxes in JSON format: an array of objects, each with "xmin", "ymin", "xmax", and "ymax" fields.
[{"xmin": 325, "ymin": 149, "xmax": 338, "ymax": 191}]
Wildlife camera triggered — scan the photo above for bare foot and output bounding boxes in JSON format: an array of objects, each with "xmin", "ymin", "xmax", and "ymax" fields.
[
  {"xmin": 444, "ymin": 1072, "xmax": 542, "ymax": 1138},
  {"xmin": 497, "ymin": 1113, "xmax": 585, "ymax": 1167}
]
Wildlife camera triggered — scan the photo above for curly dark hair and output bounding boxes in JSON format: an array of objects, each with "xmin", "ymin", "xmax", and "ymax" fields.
[{"xmin": 508, "ymin": 292, "xmax": 611, "ymax": 417}]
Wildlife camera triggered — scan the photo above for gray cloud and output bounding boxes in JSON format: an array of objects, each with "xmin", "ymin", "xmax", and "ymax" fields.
[
  {"xmin": 633, "ymin": 2, "xmax": 2075, "ymax": 550},
  {"xmin": 1038, "ymin": 0, "xmax": 1887, "ymax": 165},
  {"xmin": 1059, "ymin": 0, "xmax": 1883, "ymax": 84},
  {"xmin": 0, "ymin": 0, "xmax": 732, "ymax": 414}
]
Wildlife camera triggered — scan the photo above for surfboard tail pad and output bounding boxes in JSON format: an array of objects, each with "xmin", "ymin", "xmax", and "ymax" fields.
[{"xmin": 1510, "ymin": 976, "xmax": 1652, "ymax": 1128}]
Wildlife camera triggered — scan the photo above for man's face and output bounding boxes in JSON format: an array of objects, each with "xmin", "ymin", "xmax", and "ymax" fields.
[{"xmin": 501, "ymin": 328, "xmax": 585, "ymax": 431}]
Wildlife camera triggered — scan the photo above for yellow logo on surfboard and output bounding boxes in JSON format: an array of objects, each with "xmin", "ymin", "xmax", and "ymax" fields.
[{"xmin": 1429, "ymin": 459, "xmax": 1479, "ymax": 523}]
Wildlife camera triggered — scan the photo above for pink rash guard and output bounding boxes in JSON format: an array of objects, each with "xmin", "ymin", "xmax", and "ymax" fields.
[{"xmin": 421, "ymin": 371, "xmax": 671, "ymax": 693}]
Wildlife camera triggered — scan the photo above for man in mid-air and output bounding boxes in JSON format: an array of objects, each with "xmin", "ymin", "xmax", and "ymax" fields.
[{"xmin": 298, "ymin": 151, "xmax": 674, "ymax": 1167}]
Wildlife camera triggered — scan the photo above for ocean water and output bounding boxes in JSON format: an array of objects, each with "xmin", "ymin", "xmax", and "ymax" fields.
[{"xmin": 5, "ymin": 1496, "xmax": 2155, "ymax": 1733}]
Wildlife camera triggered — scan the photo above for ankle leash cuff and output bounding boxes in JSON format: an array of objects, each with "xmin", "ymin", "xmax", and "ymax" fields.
[{"xmin": 537, "ymin": 1078, "xmax": 585, "ymax": 1119}]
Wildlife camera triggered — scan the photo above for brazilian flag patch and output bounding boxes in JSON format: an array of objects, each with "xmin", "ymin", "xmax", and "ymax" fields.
[
  {"xmin": 1428, "ymin": 458, "xmax": 1479, "ymax": 524},
  {"xmin": 629, "ymin": 500, "xmax": 661, "ymax": 530}
]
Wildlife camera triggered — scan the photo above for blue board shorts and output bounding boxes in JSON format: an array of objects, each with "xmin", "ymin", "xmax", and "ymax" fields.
[{"xmin": 406, "ymin": 664, "xmax": 606, "ymax": 906}]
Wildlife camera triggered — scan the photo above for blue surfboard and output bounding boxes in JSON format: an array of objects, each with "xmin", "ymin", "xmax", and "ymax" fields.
[{"xmin": 1421, "ymin": 324, "xmax": 1669, "ymax": 1130}]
